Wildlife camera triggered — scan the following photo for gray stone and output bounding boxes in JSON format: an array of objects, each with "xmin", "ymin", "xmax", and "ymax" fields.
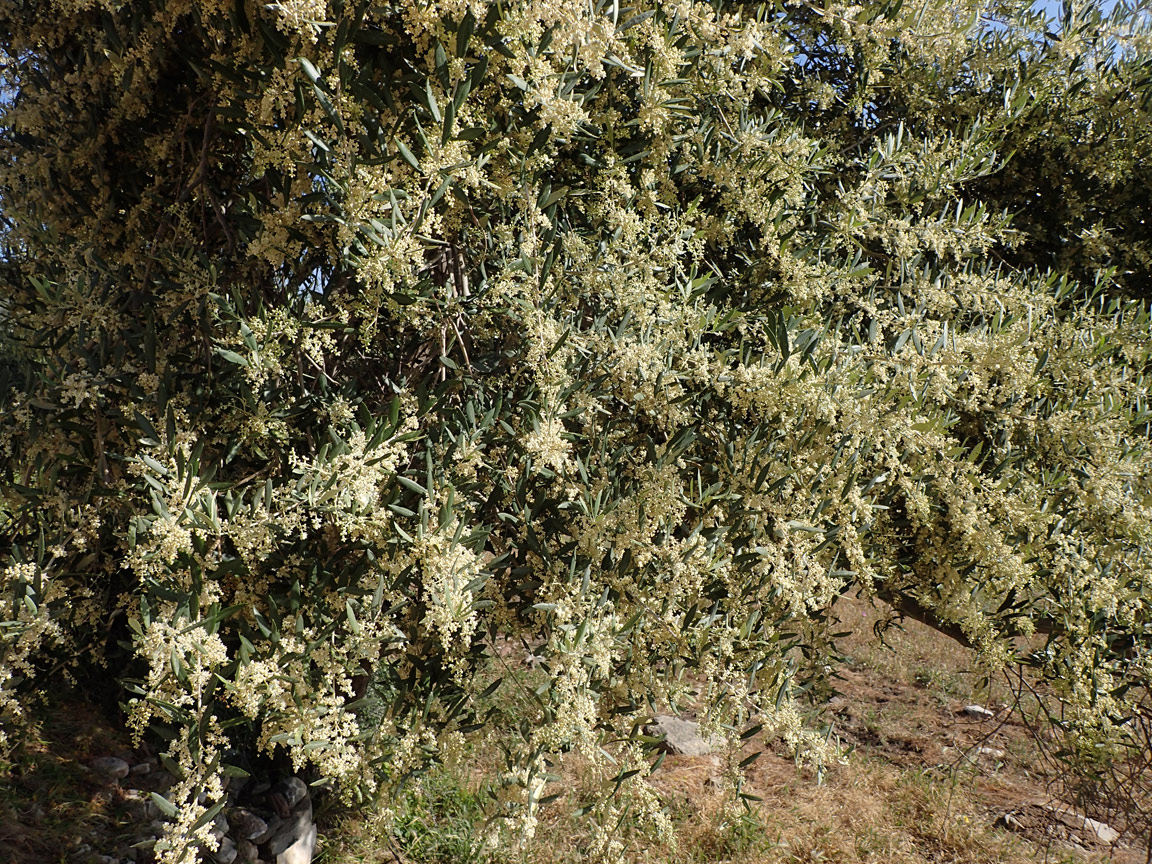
[
  {"xmin": 646, "ymin": 715, "xmax": 721, "ymax": 757},
  {"xmin": 230, "ymin": 808, "xmax": 269, "ymax": 841},
  {"xmin": 962, "ymin": 704, "xmax": 995, "ymax": 719},
  {"xmin": 215, "ymin": 837, "xmax": 238, "ymax": 864},
  {"xmin": 1084, "ymin": 816, "xmax": 1120, "ymax": 845},
  {"xmin": 252, "ymin": 812, "xmax": 281, "ymax": 845},
  {"xmin": 1041, "ymin": 801, "xmax": 1121, "ymax": 846},
  {"xmin": 275, "ymin": 823, "xmax": 317, "ymax": 864},
  {"xmin": 151, "ymin": 771, "xmax": 176, "ymax": 794},
  {"xmin": 275, "ymin": 777, "xmax": 309, "ymax": 809},
  {"xmin": 267, "ymin": 800, "xmax": 313, "ymax": 856},
  {"xmin": 237, "ymin": 839, "xmax": 259, "ymax": 863},
  {"xmin": 130, "ymin": 761, "xmax": 154, "ymax": 776},
  {"xmin": 91, "ymin": 757, "xmax": 131, "ymax": 779},
  {"xmin": 998, "ymin": 812, "xmax": 1022, "ymax": 831}
]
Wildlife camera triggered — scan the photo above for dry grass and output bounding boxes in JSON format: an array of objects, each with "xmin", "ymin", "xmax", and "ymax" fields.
[
  {"xmin": 322, "ymin": 595, "xmax": 1145, "ymax": 864},
  {"xmin": 5, "ymin": 599, "xmax": 1148, "ymax": 864},
  {"xmin": 321, "ymin": 736, "xmax": 1079, "ymax": 864}
]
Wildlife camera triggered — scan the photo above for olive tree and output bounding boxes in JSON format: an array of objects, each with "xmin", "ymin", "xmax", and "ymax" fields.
[{"xmin": 1, "ymin": 0, "xmax": 1150, "ymax": 860}]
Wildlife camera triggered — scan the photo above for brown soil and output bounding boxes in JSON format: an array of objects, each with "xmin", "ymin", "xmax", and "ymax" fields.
[
  {"xmin": 4, "ymin": 598, "xmax": 1150, "ymax": 864},
  {"xmin": 633, "ymin": 594, "xmax": 1152, "ymax": 864}
]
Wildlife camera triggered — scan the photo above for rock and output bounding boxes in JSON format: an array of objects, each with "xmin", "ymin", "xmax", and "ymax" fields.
[
  {"xmin": 91, "ymin": 757, "xmax": 131, "ymax": 779},
  {"xmin": 230, "ymin": 809, "xmax": 269, "ymax": 842},
  {"xmin": 978, "ymin": 746, "xmax": 1005, "ymax": 759},
  {"xmin": 1084, "ymin": 816, "xmax": 1120, "ymax": 845},
  {"xmin": 267, "ymin": 799, "xmax": 313, "ymax": 856},
  {"xmin": 130, "ymin": 761, "xmax": 154, "ymax": 776},
  {"xmin": 962, "ymin": 704, "xmax": 995, "ymax": 720},
  {"xmin": 118, "ymin": 789, "xmax": 149, "ymax": 822},
  {"xmin": 1040, "ymin": 801, "xmax": 1121, "ymax": 846},
  {"xmin": 275, "ymin": 823, "xmax": 317, "ymax": 864},
  {"xmin": 251, "ymin": 812, "xmax": 281, "ymax": 846},
  {"xmin": 151, "ymin": 771, "xmax": 176, "ymax": 794},
  {"xmin": 215, "ymin": 837, "xmax": 238, "ymax": 864},
  {"xmin": 997, "ymin": 812, "xmax": 1022, "ymax": 831},
  {"xmin": 646, "ymin": 715, "xmax": 721, "ymax": 757},
  {"xmin": 237, "ymin": 839, "xmax": 259, "ymax": 862},
  {"xmin": 274, "ymin": 778, "xmax": 309, "ymax": 810}
]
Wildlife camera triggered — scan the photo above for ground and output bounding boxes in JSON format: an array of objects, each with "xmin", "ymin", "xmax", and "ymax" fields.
[{"xmin": 3, "ymin": 594, "xmax": 1149, "ymax": 864}]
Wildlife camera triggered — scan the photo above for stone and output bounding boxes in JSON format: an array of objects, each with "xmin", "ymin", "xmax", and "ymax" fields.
[
  {"xmin": 978, "ymin": 746, "xmax": 1005, "ymax": 759},
  {"xmin": 215, "ymin": 837, "xmax": 238, "ymax": 864},
  {"xmin": 151, "ymin": 771, "xmax": 176, "ymax": 794},
  {"xmin": 275, "ymin": 823, "xmax": 317, "ymax": 864},
  {"xmin": 998, "ymin": 812, "xmax": 1023, "ymax": 831},
  {"xmin": 274, "ymin": 778, "xmax": 309, "ymax": 810},
  {"xmin": 237, "ymin": 839, "xmax": 259, "ymax": 863},
  {"xmin": 130, "ymin": 761, "xmax": 154, "ymax": 776},
  {"xmin": 267, "ymin": 800, "xmax": 313, "ymax": 856},
  {"xmin": 1040, "ymin": 801, "xmax": 1121, "ymax": 846},
  {"xmin": 252, "ymin": 812, "xmax": 281, "ymax": 845},
  {"xmin": 646, "ymin": 715, "xmax": 720, "ymax": 757},
  {"xmin": 91, "ymin": 757, "xmax": 131, "ymax": 779},
  {"xmin": 1084, "ymin": 817, "xmax": 1120, "ymax": 845},
  {"xmin": 962, "ymin": 704, "xmax": 995, "ymax": 719},
  {"xmin": 230, "ymin": 809, "xmax": 269, "ymax": 841}
]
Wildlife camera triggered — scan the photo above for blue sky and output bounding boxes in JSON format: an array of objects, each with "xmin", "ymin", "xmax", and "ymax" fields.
[{"xmin": 1033, "ymin": 0, "xmax": 1124, "ymax": 21}]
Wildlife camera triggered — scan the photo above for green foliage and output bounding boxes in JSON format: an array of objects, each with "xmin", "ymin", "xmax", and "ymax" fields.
[
  {"xmin": 0, "ymin": 0, "xmax": 1150, "ymax": 860},
  {"xmin": 389, "ymin": 771, "xmax": 491, "ymax": 864}
]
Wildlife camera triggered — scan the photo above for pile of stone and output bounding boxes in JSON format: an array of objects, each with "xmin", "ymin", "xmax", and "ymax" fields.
[
  {"xmin": 998, "ymin": 799, "xmax": 1121, "ymax": 852},
  {"xmin": 83, "ymin": 757, "xmax": 317, "ymax": 864}
]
